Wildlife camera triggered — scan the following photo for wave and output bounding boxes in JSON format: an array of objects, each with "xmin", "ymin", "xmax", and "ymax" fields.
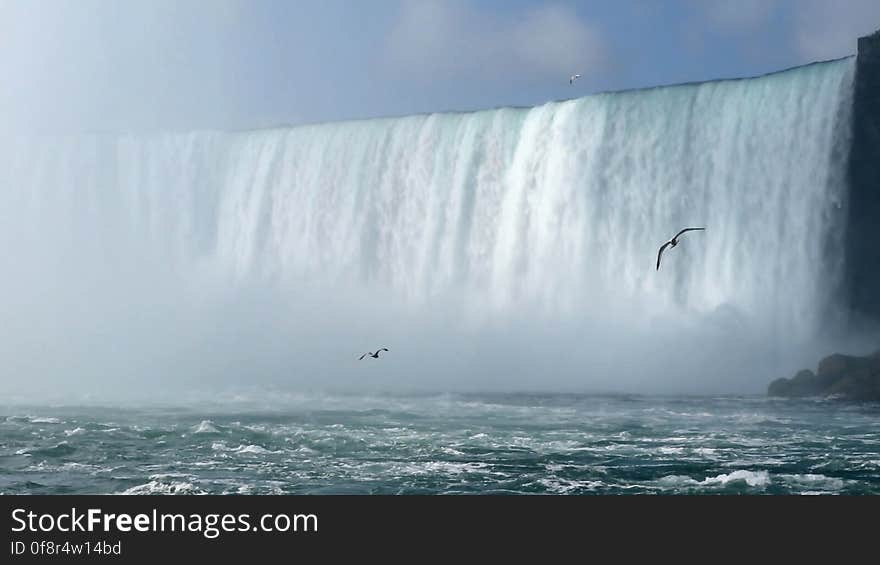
[
  {"xmin": 192, "ymin": 420, "xmax": 221, "ymax": 434},
  {"xmin": 119, "ymin": 480, "xmax": 203, "ymax": 495}
]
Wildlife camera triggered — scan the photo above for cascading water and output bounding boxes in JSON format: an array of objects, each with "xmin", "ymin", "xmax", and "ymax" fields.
[{"xmin": 0, "ymin": 57, "xmax": 857, "ymax": 397}]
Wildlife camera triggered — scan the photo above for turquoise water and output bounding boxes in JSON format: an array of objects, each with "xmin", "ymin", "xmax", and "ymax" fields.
[{"xmin": 2, "ymin": 392, "xmax": 877, "ymax": 494}]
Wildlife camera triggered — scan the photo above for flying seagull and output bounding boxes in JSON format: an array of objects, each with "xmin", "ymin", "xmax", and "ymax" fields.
[
  {"xmin": 656, "ymin": 228, "xmax": 705, "ymax": 271},
  {"xmin": 359, "ymin": 348, "xmax": 389, "ymax": 360},
  {"xmin": 569, "ymin": 73, "xmax": 581, "ymax": 85}
]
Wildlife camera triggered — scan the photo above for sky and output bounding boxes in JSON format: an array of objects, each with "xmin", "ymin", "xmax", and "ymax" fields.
[{"xmin": 1, "ymin": 0, "xmax": 880, "ymax": 132}]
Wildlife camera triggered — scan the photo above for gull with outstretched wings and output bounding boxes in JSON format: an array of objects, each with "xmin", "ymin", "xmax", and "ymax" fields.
[
  {"xmin": 656, "ymin": 228, "xmax": 705, "ymax": 271},
  {"xmin": 359, "ymin": 348, "xmax": 389, "ymax": 360}
]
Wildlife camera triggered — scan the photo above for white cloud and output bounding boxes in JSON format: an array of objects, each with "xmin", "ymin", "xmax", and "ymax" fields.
[
  {"xmin": 793, "ymin": 0, "xmax": 880, "ymax": 61},
  {"xmin": 385, "ymin": 1, "xmax": 605, "ymax": 82}
]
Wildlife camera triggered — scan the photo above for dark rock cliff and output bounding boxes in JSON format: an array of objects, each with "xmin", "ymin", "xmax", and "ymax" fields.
[{"xmin": 846, "ymin": 29, "xmax": 880, "ymax": 322}]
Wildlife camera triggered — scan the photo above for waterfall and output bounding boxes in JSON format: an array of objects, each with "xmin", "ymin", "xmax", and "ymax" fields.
[{"xmin": 0, "ymin": 57, "xmax": 856, "ymax": 395}]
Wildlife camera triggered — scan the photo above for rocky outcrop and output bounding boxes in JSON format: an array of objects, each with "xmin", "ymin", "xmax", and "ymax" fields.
[{"xmin": 768, "ymin": 349, "xmax": 880, "ymax": 400}]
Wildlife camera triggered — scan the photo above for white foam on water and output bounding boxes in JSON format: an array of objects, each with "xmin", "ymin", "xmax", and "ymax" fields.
[
  {"xmin": 656, "ymin": 475, "xmax": 701, "ymax": 488},
  {"xmin": 192, "ymin": 420, "xmax": 221, "ymax": 434},
  {"xmin": 538, "ymin": 477, "xmax": 606, "ymax": 493},
  {"xmin": 119, "ymin": 480, "xmax": 203, "ymax": 495},
  {"xmin": 655, "ymin": 469, "xmax": 772, "ymax": 489},
  {"xmin": 701, "ymin": 469, "xmax": 771, "ymax": 487},
  {"xmin": 779, "ymin": 473, "xmax": 845, "ymax": 491},
  {"xmin": 231, "ymin": 444, "xmax": 280, "ymax": 455}
]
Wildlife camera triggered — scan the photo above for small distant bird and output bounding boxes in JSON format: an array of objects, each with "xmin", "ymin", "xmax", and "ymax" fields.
[
  {"xmin": 359, "ymin": 348, "xmax": 389, "ymax": 360},
  {"xmin": 569, "ymin": 73, "xmax": 581, "ymax": 85},
  {"xmin": 656, "ymin": 228, "xmax": 705, "ymax": 271}
]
